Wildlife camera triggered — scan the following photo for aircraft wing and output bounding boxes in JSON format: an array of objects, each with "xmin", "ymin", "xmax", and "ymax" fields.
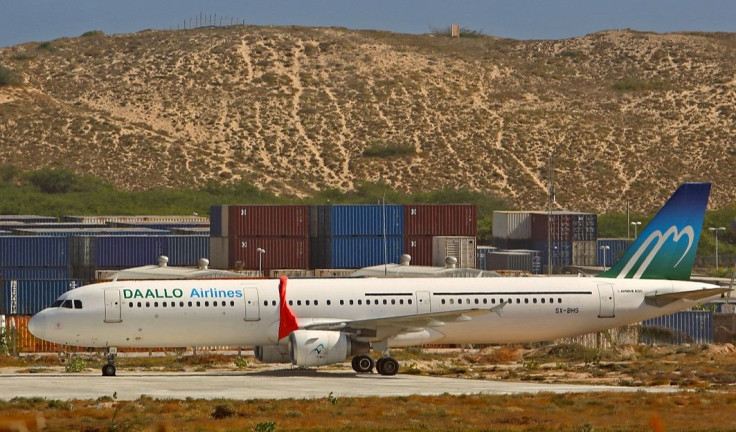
[
  {"xmin": 645, "ymin": 287, "xmax": 732, "ymax": 306},
  {"xmin": 300, "ymin": 302, "xmax": 507, "ymax": 340}
]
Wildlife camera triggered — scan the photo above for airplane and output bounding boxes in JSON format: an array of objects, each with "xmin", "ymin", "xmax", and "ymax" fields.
[{"xmin": 28, "ymin": 183, "xmax": 730, "ymax": 376}]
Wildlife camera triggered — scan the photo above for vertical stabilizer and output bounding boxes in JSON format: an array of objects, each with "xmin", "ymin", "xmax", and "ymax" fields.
[{"xmin": 599, "ymin": 183, "xmax": 711, "ymax": 280}]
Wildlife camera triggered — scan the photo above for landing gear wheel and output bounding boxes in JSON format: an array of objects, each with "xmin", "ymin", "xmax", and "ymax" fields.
[
  {"xmin": 375, "ymin": 357, "xmax": 399, "ymax": 376},
  {"xmin": 351, "ymin": 354, "xmax": 374, "ymax": 373},
  {"xmin": 102, "ymin": 364, "xmax": 117, "ymax": 376}
]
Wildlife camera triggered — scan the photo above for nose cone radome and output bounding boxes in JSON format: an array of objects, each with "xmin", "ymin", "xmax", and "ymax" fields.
[{"xmin": 28, "ymin": 313, "xmax": 46, "ymax": 340}]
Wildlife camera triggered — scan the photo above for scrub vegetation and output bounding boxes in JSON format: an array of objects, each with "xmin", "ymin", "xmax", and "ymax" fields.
[{"xmin": 1, "ymin": 27, "xmax": 736, "ymax": 213}]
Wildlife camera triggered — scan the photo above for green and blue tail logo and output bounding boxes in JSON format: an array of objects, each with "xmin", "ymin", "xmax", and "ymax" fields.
[{"xmin": 599, "ymin": 183, "xmax": 711, "ymax": 280}]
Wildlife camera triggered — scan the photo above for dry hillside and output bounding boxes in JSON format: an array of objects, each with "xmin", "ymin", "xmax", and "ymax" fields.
[{"xmin": 0, "ymin": 26, "xmax": 735, "ymax": 212}]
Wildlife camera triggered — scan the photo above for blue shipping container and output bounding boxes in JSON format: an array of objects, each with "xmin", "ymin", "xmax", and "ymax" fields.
[
  {"xmin": 0, "ymin": 236, "xmax": 70, "ymax": 267},
  {"xmin": 0, "ymin": 215, "xmax": 57, "ymax": 223},
  {"xmin": 476, "ymin": 246, "xmax": 497, "ymax": 271},
  {"xmin": 0, "ymin": 267, "xmax": 71, "ymax": 280},
  {"xmin": 1, "ymin": 279, "xmax": 84, "ymax": 315},
  {"xmin": 210, "ymin": 205, "xmax": 223, "ymax": 237},
  {"xmin": 641, "ymin": 310, "xmax": 714, "ymax": 344},
  {"xmin": 597, "ymin": 239, "xmax": 631, "ymax": 268},
  {"xmin": 95, "ymin": 236, "xmax": 167, "ymax": 268},
  {"xmin": 531, "ymin": 241, "xmax": 573, "ymax": 267},
  {"xmin": 310, "ymin": 205, "xmax": 404, "ymax": 237},
  {"xmin": 311, "ymin": 236, "xmax": 404, "ymax": 269},
  {"xmin": 12, "ymin": 228, "xmax": 171, "ymax": 237},
  {"xmin": 165, "ymin": 236, "xmax": 210, "ymax": 266}
]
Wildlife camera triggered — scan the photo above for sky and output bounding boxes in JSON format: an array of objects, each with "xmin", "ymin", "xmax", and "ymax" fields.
[{"xmin": 1, "ymin": 0, "xmax": 736, "ymax": 47}]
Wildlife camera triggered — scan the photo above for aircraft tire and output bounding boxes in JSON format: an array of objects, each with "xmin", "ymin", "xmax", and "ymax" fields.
[
  {"xmin": 376, "ymin": 357, "xmax": 399, "ymax": 376},
  {"xmin": 351, "ymin": 354, "xmax": 374, "ymax": 373},
  {"xmin": 102, "ymin": 364, "xmax": 116, "ymax": 377}
]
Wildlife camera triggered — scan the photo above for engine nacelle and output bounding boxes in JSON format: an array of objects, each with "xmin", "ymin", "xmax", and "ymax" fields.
[
  {"xmin": 254, "ymin": 344, "xmax": 291, "ymax": 363},
  {"xmin": 289, "ymin": 330, "xmax": 369, "ymax": 367}
]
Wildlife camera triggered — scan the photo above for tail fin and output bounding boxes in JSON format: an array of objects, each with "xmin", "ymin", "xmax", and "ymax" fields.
[{"xmin": 599, "ymin": 183, "xmax": 711, "ymax": 280}]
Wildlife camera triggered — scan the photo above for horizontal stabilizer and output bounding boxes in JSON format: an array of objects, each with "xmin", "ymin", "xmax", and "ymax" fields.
[{"xmin": 645, "ymin": 287, "xmax": 732, "ymax": 307}]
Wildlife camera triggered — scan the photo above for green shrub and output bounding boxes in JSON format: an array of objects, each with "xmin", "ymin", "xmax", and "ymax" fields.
[
  {"xmin": 0, "ymin": 66, "xmax": 19, "ymax": 87},
  {"xmin": 81, "ymin": 30, "xmax": 105, "ymax": 37},
  {"xmin": 65, "ymin": 356, "xmax": 87, "ymax": 373},
  {"xmin": 362, "ymin": 142, "xmax": 416, "ymax": 158}
]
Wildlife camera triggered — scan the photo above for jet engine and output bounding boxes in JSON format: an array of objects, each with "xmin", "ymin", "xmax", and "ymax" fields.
[
  {"xmin": 289, "ymin": 330, "xmax": 369, "ymax": 367},
  {"xmin": 254, "ymin": 344, "xmax": 291, "ymax": 363}
]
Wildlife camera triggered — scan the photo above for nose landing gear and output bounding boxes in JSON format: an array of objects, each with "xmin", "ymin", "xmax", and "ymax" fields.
[{"xmin": 102, "ymin": 347, "xmax": 117, "ymax": 376}]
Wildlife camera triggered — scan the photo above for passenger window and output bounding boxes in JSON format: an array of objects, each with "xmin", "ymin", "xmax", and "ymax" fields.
[
  {"xmin": 128, "ymin": 302, "xmax": 133, "ymax": 308},
  {"xmin": 289, "ymin": 300, "xmax": 293, "ymax": 306},
  {"xmin": 297, "ymin": 300, "xmax": 302, "ymax": 306},
  {"xmin": 314, "ymin": 300, "xmax": 318, "ymax": 306},
  {"xmin": 399, "ymin": 299, "xmax": 404, "ymax": 305},
  {"xmin": 558, "ymin": 298, "xmax": 562, "ymax": 303},
  {"xmin": 305, "ymin": 300, "xmax": 310, "ymax": 306},
  {"xmin": 340, "ymin": 300, "xmax": 344, "ymax": 305},
  {"xmin": 326, "ymin": 300, "xmax": 331, "ymax": 306},
  {"xmin": 205, "ymin": 301, "xmax": 209, "ymax": 307},
  {"xmin": 349, "ymin": 300, "xmax": 354, "ymax": 305},
  {"xmin": 213, "ymin": 301, "xmax": 217, "ymax": 307},
  {"xmin": 188, "ymin": 301, "xmax": 192, "ymax": 307},
  {"xmin": 474, "ymin": 299, "xmax": 479, "ymax": 304},
  {"xmin": 154, "ymin": 302, "xmax": 159, "ymax": 307},
  {"xmin": 491, "ymin": 299, "xmax": 496, "ymax": 304},
  {"xmin": 408, "ymin": 299, "xmax": 412, "ymax": 305},
  {"xmin": 196, "ymin": 301, "xmax": 201, "ymax": 307},
  {"xmin": 264, "ymin": 301, "xmax": 268, "ymax": 306},
  {"xmin": 524, "ymin": 298, "xmax": 529, "ymax": 304},
  {"xmin": 483, "ymin": 298, "xmax": 488, "ymax": 304},
  {"xmin": 74, "ymin": 300, "xmax": 82, "ymax": 309},
  {"xmin": 357, "ymin": 300, "xmax": 362, "ymax": 305},
  {"xmin": 146, "ymin": 302, "xmax": 150, "ymax": 308},
  {"xmin": 383, "ymin": 300, "xmax": 387, "ymax": 305},
  {"xmin": 272, "ymin": 301, "xmax": 277, "ymax": 306},
  {"xmin": 533, "ymin": 298, "xmax": 537, "ymax": 304},
  {"xmin": 230, "ymin": 301, "xmax": 235, "ymax": 307},
  {"xmin": 137, "ymin": 302, "xmax": 142, "ymax": 307},
  {"xmin": 162, "ymin": 302, "xmax": 167, "ymax": 308}
]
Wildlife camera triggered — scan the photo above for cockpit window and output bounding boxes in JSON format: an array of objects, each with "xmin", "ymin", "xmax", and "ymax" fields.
[
  {"xmin": 51, "ymin": 300, "xmax": 63, "ymax": 308},
  {"xmin": 74, "ymin": 300, "xmax": 82, "ymax": 309},
  {"xmin": 61, "ymin": 300, "xmax": 73, "ymax": 309}
]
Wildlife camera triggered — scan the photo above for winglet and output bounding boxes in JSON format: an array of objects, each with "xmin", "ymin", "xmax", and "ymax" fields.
[
  {"xmin": 278, "ymin": 276, "xmax": 299, "ymax": 340},
  {"xmin": 599, "ymin": 183, "xmax": 711, "ymax": 280}
]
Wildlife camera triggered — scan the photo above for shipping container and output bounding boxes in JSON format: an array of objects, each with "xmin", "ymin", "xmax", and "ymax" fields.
[
  {"xmin": 597, "ymin": 238, "xmax": 631, "ymax": 268},
  {"xmin": 404, "ymin": 236, "xmax": 433, "ymax": 266},
  {"xmin": 12, "ymin": 228, "xmax": 171, "ymax": 237},
  {"xmin": 0, "ymin": 231, "xmax": 10, "ymax": 236},
  {"xmin": 229, "ymin": 236, "xmax": 308, "ymax": 271},
  {"xmin": 0, "ymin": 236, "xmax": 70, "ymax": 267},
  {"xmin": 531, "ymin": 240, "xmax": 573, "ymax": 267},
  {"xmin": 404, "ymin": 204, "xmax": 477, "ymax": 236},
  {"xmin": 310, "ymin": 205, "xmax": 404, "ymax": 237},
  {"xmin": 311, "ymin": 236, "xmax": 404, "ymax": 269},
  {"xmin": 0, "ymin": 215, "xmax": 57, "ymax": 223},
  {"xmin": 571, "ymin": 213, "xmax": 598, "ymax": 241},
  {"xmin": 476, "ymin": 246, "xmax": 498, "ymax": 270},
  {"xmin": 504, "ymin": 249, "xmax": 544, "ymax": 274},
  {"xmin": 572, "ymin": 241, "xmax": 597, "ymax": 266},
  {"xmin": 209, "ymin": 237, "xmax": 229, "ymax": 269},
  {"xmin": 164, "ymin": 236, "xmax": 209, "ymax": 266},
  {"xmin": 228, "ymin": 205, "xmax": 309, "ymax": 237},
  {"xmin": 1, "ymin": 280, "xmax": 84, "ymax": 315},
  {"xmin": 63, "ymin": 215, "xmax": 209, "ymax": 224},
  {"xmin": 106, "ymin": 222, "xmax": 209, "ymax": 231},
  {"xmin": 530, "ymin": 212, "xmax": 574, "ymax": 242},
  {"xmin": 491, "ymin": 237, "xmax": 532, "ymax": 250},
  {"xmin": 70, "ymin": 236, "xmax": 167, "ymax": 278},
  {"xmin": 0, "ymin": 267, "xmax": 71, "ymax": 280},
  {"xmin": 492, "ymin": 211, "xmax": 532, "ymax": 240},
  {"xmin": 0, "ymin": 222, "xmax": 106, "ymax": 230},
  {"xmin": 486, "ymin": 251, "xmax": 533, "ymax": 273},
  {"xmin": 640, "ymin": 311, "xmax": 714, "ymax": 344},
  {"xmin": 432, "ymin": 236, "xmax": 476, "ymax": 268},
  {"xmin": 170, "ymin": 227, "xmax": 211, "ymax": 236},
  {"xmin": 0, "ymin": 222, "xmax": 24, "ymax": 231},
  {"xmin": 210, "ymin": 205, "xmax": 228, "ymax": 237}
]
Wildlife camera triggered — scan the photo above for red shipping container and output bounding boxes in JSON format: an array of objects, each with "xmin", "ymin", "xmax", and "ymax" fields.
[
  {"xmin": 228, "ymin": 205, "xmax": 309, "ymax": 237},
  {"xmin": 530, "ymin": 213, "xmax": 574, "ymax": 242},
  {"xmin": 229, "ymin": 236, "xmax": 309, "ymax": 271},
  {"xmin": 404, "ymin": 204, "xmax": 477, "ymax": 236},
  {"xmin": 404, "ymin": 236, "xmax": 433, "ymax": 266}
]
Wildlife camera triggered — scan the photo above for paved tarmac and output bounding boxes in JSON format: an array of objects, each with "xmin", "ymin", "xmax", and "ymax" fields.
[{"xmin": 0, "ymin": 369, "xmax": 680, "ymax": 401}]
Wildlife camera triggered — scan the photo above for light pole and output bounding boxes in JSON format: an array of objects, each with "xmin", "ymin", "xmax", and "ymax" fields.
[
  {"xmin": 708, "ymin": 227, "xmax": 726, "ymax": 272},
  {"xmin": 599, "ymin": 245, "xmax": 610, "ymax": 271},
  {"xmin": 256, "ymin": 248, "xmax": 265, "ymax": 277},
  {"xmin": 631, "ymin": 221, "xmax": 641, "ymax": 239}
]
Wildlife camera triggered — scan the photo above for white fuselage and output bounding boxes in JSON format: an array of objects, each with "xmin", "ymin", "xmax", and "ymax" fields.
[{"xmin": 28, "ymin": 276, "xmax": 718, "ymax": 349}]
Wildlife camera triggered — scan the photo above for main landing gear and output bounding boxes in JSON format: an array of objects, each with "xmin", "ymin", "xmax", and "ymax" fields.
[
  {"xmin": 350, "ymin": 354, "xmax": 399, "ymax": 376},
  {"xmin": 102, "ymin": 347, "xmax": 117, "ymax": 376}
]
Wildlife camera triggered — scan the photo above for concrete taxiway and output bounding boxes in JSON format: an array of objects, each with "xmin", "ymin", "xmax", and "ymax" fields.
[{"xmin": 0, "ymin": 370, "xmax": 679, "ymax": 400}]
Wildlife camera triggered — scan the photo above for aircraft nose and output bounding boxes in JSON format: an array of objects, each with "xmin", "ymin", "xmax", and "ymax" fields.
[{"xmin": 28, "ymin": 313, "xmax": 46, "ymax": 340}]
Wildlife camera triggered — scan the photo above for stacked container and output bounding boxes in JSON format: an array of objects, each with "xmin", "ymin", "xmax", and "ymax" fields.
[
  {"xmin": 310, "ymin": 205, "xmax": 404, "ymax": 269},
  {"xmin": 404, "ymin": 204, "xmax": 477, "ymax": 266},
  {"xmin": 640, "ymin": 311, "xmax": 713, "ymax": 344},
  {"xmin": 210, "ymin": 205, "xmax": 309, "ymax": 271},
  {"xmin": 1, "ymin": 280, "xmax": 83, "ymax": 315},
  {"xmin": 432, "ymin": 236, "xmax": 476, "ymax": 268}
]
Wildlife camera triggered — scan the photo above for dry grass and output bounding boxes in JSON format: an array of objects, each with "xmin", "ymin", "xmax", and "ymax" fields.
[
  {"xmin": 0, "ymin": 28, "xmax": 735, "ymax": 211},
  {"xmin": 1, "ymin": 391, "xmax": 736, "ymax": 431}
]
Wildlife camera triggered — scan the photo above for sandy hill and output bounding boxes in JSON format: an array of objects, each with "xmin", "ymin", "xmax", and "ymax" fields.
[{"xmin": 0, "ymin": 26, "xmax": 735, "ymax": 212}]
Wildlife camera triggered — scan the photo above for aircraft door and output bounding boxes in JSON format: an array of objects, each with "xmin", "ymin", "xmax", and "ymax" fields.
[
  {"xmin": 243, "ymin": 287, "xmax": 260, "ymax": 321},
  {"xmin": 597, "ymin": 284, "xmax": 615, "ymax": 318},
  {"xmin": 416, "ymin": 291, "xmax": 431, "ymax": 314},
  {"xmin": 104, "ymin": 289, "xmax": 122, "ymax": 323}
]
